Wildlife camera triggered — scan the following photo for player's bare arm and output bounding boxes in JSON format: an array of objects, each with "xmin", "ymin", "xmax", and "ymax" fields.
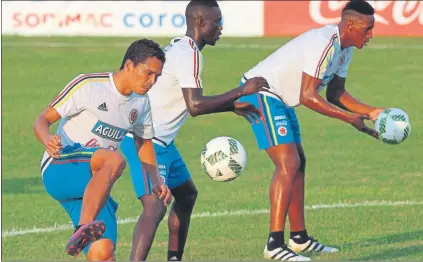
[
  {"xmin": 327, "ymin": 74, "xmax": 384, "ymax": 121},
  {"xmin": 181, "ymin": 77, "xmax": 269, "ymax": 117},
  {"xmin": 300, "ymin": 72, "xmax": 378, "ymax": 138},
  {"xmin": 134, "ymin": 134, "xmax": 172, "ymax": 205},
  {"xmin": 33, "ymin": 106, "xmax": 63, "ymax": 158}
]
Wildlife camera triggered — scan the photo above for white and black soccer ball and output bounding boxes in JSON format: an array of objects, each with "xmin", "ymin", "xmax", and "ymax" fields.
[
  {"xmin": 375, "ymin": 108, "xmax": 411, "ymax": 145},
  {"xmin": 200, "ymin": 137, "xmax": 247, "ymax": 182}
]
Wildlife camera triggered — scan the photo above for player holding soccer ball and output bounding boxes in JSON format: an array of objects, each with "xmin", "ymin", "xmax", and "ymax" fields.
[
  {"xmin": 120, "ymin": 0, "xmax": 269, "ymax": 261},
  {"xmin": 239, "ymin": 0, "xmax": 384, "ymax": 260}
]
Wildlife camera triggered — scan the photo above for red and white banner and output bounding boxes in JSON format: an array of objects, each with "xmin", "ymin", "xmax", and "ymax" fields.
[
  {"xmin": 264, "ymin": 1, "xmax": 423, "ymax": 36},
  {"xmin": 2, "ymin": 1, "xmax": 263, "ymax": 37}
]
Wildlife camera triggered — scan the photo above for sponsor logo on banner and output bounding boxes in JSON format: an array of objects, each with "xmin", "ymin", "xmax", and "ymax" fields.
[
  {"xmin": 264, "ymin": 1, "xmax": 423, "ymax": 36},
  {"xmin": 2, "ymin": 1, "xmax": 263, "ymax": 36},
  {"xmin": 12, "ymin": 12, "xmax": 113, "ymax": 28},
  {"xmin": 122, "ymin": 13, "xmax": 186, "ymax": 28}
]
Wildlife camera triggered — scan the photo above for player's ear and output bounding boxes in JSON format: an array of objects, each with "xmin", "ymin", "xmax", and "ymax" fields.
[
  {"xmin": 125, "ymin": 59, "xmax": 134, "ymax": 72},
  {"xmin": 347, "ymin": 20, "xmax": 354, "ymax": 32}
]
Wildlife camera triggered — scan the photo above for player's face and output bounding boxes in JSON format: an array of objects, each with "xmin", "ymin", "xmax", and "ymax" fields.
[
  {"xmin": 350, "ymin": 15, "xmax": 375, "ymax": 49},
  {"xmin": 130, "ymin": 57, "xmax": 163, "ymax": 95},
  {"xmin": 200, "ymin": 6, "xmax": 223, "ymax": 46}
]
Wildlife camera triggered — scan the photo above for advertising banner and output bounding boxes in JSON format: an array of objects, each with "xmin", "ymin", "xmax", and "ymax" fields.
[{"xmin": 264, "ymin": 1, "xmax": 423, "ymax": 37}]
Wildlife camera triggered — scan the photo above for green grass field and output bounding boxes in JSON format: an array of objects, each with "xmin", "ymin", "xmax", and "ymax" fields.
[{"xmin": 2, "ymin": 35, "xmax": 423, "ymax": 261}]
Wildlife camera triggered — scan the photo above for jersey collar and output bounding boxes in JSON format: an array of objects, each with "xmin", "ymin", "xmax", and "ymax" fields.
[
  {"xmin": 183, "ymin": 36, "xmax": 199, "ymax": 50},
  {"xmin": 109, "ymin": 72, "xmax": 131, "ymax": 102}
]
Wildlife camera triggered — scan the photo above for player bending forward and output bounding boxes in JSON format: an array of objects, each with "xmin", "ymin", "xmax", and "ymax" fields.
[
  {"xmin": 34, "ymin": 39, "xmax": 171, "ymax": 261},
  {"xmin": 239, "ymin": 0, "xmax": 384, "ymax": 261},
  {"xmin": 120, "ymin": 0, "xmax": 269, "ymax": 261}
]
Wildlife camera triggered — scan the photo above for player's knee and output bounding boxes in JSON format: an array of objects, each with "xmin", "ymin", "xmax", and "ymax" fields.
[
  {"xmin": 109, "ymin": 151, "xmax": 126, "ymax": 173},
  {"xmin": 141, "ymin": 195, "xmax": 167, "ymax": 222},
  {"xmin": 92, "ymin": 149, "xmax": 127, "ymax": 177},
  {"xmin": 173, "ymin": 182, "xmax": 198, "ymax": 211},
  {"xmin": 275, "ymin": 156, "xmax": 300, "ymax": 177},
  {"xmin": 87, "ymin": 239, "xmax": 115, "ymax": 261}
]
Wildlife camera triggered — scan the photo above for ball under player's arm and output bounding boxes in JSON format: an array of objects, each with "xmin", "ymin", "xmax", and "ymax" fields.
[{"xmin": 326, "ymin": 75, "xmax": 384, "ymax": 120}]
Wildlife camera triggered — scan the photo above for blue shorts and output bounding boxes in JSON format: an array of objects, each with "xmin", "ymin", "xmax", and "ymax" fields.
[
  {"xmin": 41, "ymin": 145, "xmax": 118, "ymax": 254},
  {"xmin": 120, "ymin": 135, "xmax": 191, "ymax": 199},
  {"xmin": 238, "ymin": 79, "xmax": 301, "ymax": 150}
]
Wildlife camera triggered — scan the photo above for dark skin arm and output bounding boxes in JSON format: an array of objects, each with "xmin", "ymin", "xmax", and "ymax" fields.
[
  {"xmin": 181, "ymin": 77, "xmax": 269, "ymax": 117},
  {"xmin": 300, "ymin": 72, "xmax": 378, "ymax": 138},
  {"xmin": 182, "ymin": 88, "xmax": 240, "ymax": 116},
  {"xmin": 326, "ymin": 75, "xmax": 383, "ymax": 120}
]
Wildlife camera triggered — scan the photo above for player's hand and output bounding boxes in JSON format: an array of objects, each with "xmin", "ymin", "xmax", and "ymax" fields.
[
  {"xmin": 152, "ymin": 183, "xmax": 172, "ymax": 206},
  {"xmin": 368, "ymin": 108, "xmax": 385, "ymax": 122},
  {"xmin": 44, "ymin": 134, "xmax": 63, "ymax": 159},
  {"xmin": 240, "ymin": 77, "xmax": 270, "ymax": 96},
  {"xmin": 348, "ymin": 114, "xmax": 379, "ymax": 139},
  {"xmin": 233, "ymin": 102, "xmax": 263, "ymax": 124}
]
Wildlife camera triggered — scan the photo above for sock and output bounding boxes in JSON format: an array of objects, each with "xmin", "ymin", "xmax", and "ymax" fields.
[
  {"xmin": 290, "ymin": 230, "xmax": 309, "ymax": 244},
  {"xmin": 267, "ymin": 231, "xmax": 284, "ymax": 250},
  {"xmin": 168, "ymin": 250, "xmax": 183, "ymax": 261}
]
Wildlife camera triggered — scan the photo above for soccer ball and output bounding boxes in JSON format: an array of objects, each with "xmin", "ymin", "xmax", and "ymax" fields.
[
  {"xmin": 375, "ymin": 108, "xmax": 411, "ymax": 145},
  {"xmin": 200, "ymin": 137, "xmax": 247, "ymax": 182}
]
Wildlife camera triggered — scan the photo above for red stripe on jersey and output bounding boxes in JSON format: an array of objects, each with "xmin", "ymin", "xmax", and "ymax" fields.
[
  {"xmin": 49, "ymin": 73, "xmax": 109, "ymax": 106},
  {"xmin": 314, "ymin": 34, "xmax": 337, "ymax": 78},
  {"xmin": 189, "ymin": 40, "xmax": 201, "ymax": 88}
]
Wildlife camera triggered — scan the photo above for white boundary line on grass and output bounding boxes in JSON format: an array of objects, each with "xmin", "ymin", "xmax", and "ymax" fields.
[
  {"xmin": 2, "ymin": 200, "xmax": 423, "ymax": 238},
  {"xmin": 2, "ymin": 42, "xmax": 423, "ymax": 50}
]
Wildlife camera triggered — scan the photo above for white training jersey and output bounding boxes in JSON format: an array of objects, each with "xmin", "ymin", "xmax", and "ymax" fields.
[
  {"xmin": 244, "ymin": 24, "xmax": 354, "ymax": 107},
  {"xmin": 146, "ymin": 36, "xmax": 204, "ymax": 145},
  {"xmin": 41, "ymin": 72, "xmax": 154, "ymax": 167}
]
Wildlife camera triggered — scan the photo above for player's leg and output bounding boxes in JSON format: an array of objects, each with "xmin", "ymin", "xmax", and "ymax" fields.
[
  {"xmin": 120, "ymin": 135, "xmax": 167, "ymax": 261},
  {"xmin": 78, "ymin": 148, "xmax": 126, "ymax": 225},
  {"xmin": 61, "ymin": 196, "xmax": 119, "ymax": 260},
  {"xmin": 41, "ymin": 149, "xmax": 118, "ymax": 258},
  {"xmin": 287, "ymin": 114, "xmax": 338, "ymax": 253},
  {"xmin": 65, "ymin": 148, "xmax": 125, "ymax": 256},
  {"xmin": 239, "ymin": 90, "xmax": 310, "ymax": 261},
  {"xmin": 166, "ymin": 149, "xmax": 197, "ymax": 261},
  {"xmin": 130, "ymin": 194, "xmax": 167, "ymax": 261}
]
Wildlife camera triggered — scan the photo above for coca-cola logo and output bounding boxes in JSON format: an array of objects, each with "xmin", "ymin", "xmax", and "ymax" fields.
[
  {"xmin": 85, "ymin": 138, "xmax": 100, "ymax": 148},
  {"xmin": 309, "ymin": 1, "xmax": 423, "ymax": 26}
]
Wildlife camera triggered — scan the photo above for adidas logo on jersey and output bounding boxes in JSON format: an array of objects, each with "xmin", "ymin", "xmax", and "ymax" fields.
[{"xmin": 97, "ymin": 102, "xmax": 108, "ymax": 112}]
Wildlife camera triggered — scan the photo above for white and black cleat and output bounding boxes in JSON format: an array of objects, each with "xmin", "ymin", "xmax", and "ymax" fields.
[
  {"xmin": 264, "ymin": 244, "xmax": 311, "ymax": 261},
  {"xmin": 288, "ymin": 237, "xmax": 339, "ymax": 253}
]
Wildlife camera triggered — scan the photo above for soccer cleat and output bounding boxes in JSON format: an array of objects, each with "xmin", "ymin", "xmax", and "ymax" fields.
[
  {"xmin": 264, "ymin": 244, "xmax": 311, "ymax": 261},
  {"xmin": 66, "ymin": 220, "xmax": 106, "ymax": 257},
  {"xmin": 288, "ymin": 237, "xmax": 339, "ymax": 253}
]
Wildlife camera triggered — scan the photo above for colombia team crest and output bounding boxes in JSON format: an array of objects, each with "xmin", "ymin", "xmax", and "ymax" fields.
[{"xmin": 129, "ymin": 109, "xmax": 139, "ymax": 124}]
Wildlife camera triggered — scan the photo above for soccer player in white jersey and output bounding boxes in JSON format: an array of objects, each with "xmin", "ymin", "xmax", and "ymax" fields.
[
  {"xmin": 33, "ymin": 39, "xmax": 172, "ymax": 261},
  {"xmin": 120, "ymin": 0, "xmax": 269, "ymax": 261},
  {"xmin": 239, "ymin": 0, "xmax": 385, "ymax": 260}
]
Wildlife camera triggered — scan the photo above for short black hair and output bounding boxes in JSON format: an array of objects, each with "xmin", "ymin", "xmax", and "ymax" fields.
[
  {"xmin": 343, "ymin": 0, "xmax": 375, "ymax": 15},
  {"xmin": 186, "ymin": 0, "xmax": 219, "ymax": 9},
  {"xmin": 120, "ymin": 39, "xmax": 165, "ymax": 70}
]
